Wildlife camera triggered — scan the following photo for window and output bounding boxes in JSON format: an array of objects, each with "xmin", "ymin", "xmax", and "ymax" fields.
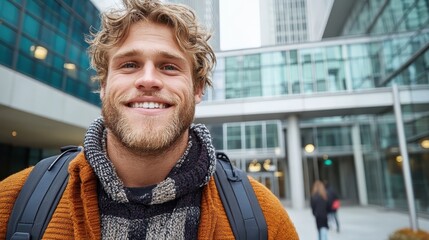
[
  {"xmin": 26, "ymin": 1, "xmax": 42, "ymax": 17},
  {"xmin": 0, "ymin": 44, "xmax": 13, "ymax": 67},
  {"xmin": 0, "ymin": 1, "xmax": 19, "ymax": 25},
  {"xmin": 23, "ymin": 15, "xmax": 40, "ymax": 38},
  {"xmin": 245, "ymin": 124, "xmax": 263, "ymax": 149},
  {"xmin": 208, "ymin": 124, "xmax": 224, "ymax": 150},
  {"xmin": 266, "ymin": 123, "xmax": 279, "ymax": 148},
  {"xmin": 227, "ymin": 125, "xmax": 242, "ymax": 150},
  {"xmin": 0, "ymin": 23, "xmax": 16, "ymax": 46},
  {"xmin": 40, "ymin": 25, "xmax": 55, "ymax": 47}
]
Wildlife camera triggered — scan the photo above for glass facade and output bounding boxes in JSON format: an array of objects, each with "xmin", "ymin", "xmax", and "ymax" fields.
[
  {"xmin": 201, "ymin": 0, "xmax": 429, "ymax": 214},
  {"xmin": 342, "ymin": 0, "xmax": 429, "ymax": 213},
  {"xmin": 343, "ymin": 0, "xmax": 428, "ymax": 36},
  {"xmin": 0, "ymin": 0, "xmax": 100, "ymax": 106},
  {"xmin": 207, "ymin": 121, "xmax": 282, "ymax": 154},
  {"xmin": 204, "ymin": 33, "xmax": 428, "ymax": 102},
  {"xmin": 362, "ymin": 104, "xmax": 429, "ymax": 212}
]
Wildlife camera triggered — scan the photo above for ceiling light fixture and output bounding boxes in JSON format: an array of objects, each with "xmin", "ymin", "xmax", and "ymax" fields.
[{"xmin": 30, "ymin": 45, "xmax": 48, "ymax": 60}]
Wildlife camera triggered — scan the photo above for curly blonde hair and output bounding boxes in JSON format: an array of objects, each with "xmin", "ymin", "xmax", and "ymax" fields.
[{"xmin": 87, "ymin": 0, "xmax": 216, "ymax": 91}]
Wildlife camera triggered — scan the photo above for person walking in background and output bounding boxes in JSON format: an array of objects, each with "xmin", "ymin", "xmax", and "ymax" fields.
[
  {"xmin": 311, "ymin": 180, "xmax": 329, "ymax": 240},
  {"xmin": 324, "ymin": 180, "xmax": 340, "ymax": 233}
]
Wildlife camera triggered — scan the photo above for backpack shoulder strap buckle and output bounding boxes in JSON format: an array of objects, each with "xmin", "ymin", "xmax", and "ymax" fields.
[{"xmin": 216, "ymin": 152, "xmax": 241, "ymax": 182}]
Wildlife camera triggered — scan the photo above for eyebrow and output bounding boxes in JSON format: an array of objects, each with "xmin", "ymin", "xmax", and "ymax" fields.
[
  {"xmin": 158, "ymin": 50, "xmax": 188, "ymax": 64},
  {"xmin": 111, "ymin": 49, "xmax": 140, "ymax": 62},
  {"xmin": 111, "ymin": 48, "xmax": 188, "ymax": 65}
]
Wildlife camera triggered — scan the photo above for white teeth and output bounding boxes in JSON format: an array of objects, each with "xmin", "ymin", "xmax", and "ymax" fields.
[{"xmin": 131, "ymin": 102, "xmax": 166, "ymax": 109}]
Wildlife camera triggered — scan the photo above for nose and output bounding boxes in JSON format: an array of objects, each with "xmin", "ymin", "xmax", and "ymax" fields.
[{"xmin": 134, "ymin": 63, "xmax": 163, "ymax": 91}]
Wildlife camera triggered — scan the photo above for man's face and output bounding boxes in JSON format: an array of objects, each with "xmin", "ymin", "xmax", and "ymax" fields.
[{"xmin": 100, "ymin": 21, "xmax": 203, "ymax": 154}]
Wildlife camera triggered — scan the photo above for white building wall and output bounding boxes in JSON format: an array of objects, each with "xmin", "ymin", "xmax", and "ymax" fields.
[
  {"xmin": 0, "ymin": 65, "xmax": 99, "ymax": 129},
  {"xmin": 306, "ymin": 0, "xmax": 334, "ymax": 41}
]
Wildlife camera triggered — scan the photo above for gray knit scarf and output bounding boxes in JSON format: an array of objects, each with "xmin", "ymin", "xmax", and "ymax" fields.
[{"xmin": 83, "ymin": 117, "xmax": 216, "ymax": 240}]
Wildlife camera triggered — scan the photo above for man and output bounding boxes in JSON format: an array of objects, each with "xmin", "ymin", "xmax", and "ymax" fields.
[{"xmin": 0, "ymin": 0, "xmax": 298, "ymax": 239}]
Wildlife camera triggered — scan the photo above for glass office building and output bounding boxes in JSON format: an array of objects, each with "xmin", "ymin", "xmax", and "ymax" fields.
[
  {"xmin": 0, "ymin": 0, "xmax": 100, "ymax": 105},
  {"xmin": 196, "ymin": 0, "xmax": 429, "ymax": 214},
  {"xmin": 0, "ymin": 0, "xmax": 100, "ymax": 180}
]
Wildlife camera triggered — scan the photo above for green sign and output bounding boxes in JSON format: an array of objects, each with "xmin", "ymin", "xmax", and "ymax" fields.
[{"xmin": 324, "ymin": 159, "xmax": 333, "ymax": 166}]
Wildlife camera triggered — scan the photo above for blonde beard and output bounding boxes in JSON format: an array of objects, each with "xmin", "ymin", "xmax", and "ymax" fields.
[
  {"xmin": 117, "ymin": 114, "xmax": 182, "ymax": 152},
  {"xmin": 102, "ymin": 92, "xmax": 195, "ymax": 155}
]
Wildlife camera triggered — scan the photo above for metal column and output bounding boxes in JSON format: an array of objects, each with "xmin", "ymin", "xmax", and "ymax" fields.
[{"xmin": 392, "ymin": 84, "xmax": 418, "ymax": 231}]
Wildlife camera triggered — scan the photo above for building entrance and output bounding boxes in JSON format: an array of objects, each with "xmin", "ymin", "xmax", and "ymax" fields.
[{"xmin": 303, "ymin": 155, "xmax": 359, "ymax": 205}]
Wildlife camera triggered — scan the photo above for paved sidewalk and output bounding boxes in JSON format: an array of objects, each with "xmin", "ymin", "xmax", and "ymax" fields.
[{"xmin": 285, "ymin": 206, "xmax": 429, "ymax": 240}]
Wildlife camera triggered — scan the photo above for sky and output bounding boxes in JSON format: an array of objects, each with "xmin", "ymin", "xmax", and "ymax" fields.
[
  {"xmin": 219, "ymin": 0, "xmax": 260, "ymax": 50},
  {"xmin": 90, "ymin": 0, "xmax": 261, "ymax": 51}
]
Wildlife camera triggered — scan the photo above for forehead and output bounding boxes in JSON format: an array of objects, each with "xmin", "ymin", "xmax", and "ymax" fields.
[{"xmin": 108, "ymin": 21, "xmax": 191, "ymax": 63}]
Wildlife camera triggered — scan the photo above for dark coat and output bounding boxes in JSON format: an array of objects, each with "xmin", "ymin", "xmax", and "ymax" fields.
[{"xmin": 310, "ymin": 194, "xmax": 329, "ymax": 230}]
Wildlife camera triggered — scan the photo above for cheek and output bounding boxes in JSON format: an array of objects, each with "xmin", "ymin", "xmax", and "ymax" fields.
[{"xmin": 102, "ymin": 79, "xmax": 124, "ymax": 99}]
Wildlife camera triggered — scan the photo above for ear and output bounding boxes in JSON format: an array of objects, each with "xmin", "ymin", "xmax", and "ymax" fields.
[
  {"xmin": 99, "ymin": 86, "xmax": 105, "ymax": 100},
  {"xmin": 194, "ymin": 84, "xmax": 204, "ymax": 104}
]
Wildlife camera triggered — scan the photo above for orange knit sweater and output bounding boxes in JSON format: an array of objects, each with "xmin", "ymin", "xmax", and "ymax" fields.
[{"xmin": 0, "ymin": 152, "xmax": 298, "ymax": 239}]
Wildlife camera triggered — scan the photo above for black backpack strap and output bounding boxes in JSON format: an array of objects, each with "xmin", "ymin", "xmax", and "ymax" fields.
[
  {"xmin": 6, "ymin": 145, "xmax": 82, "ymax": 240},
  {"xmin": 214, "ymin": 152, "xmax": 268, "ymax": 240}
]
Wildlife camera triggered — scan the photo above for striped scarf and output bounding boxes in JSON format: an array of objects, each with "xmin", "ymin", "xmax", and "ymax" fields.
[{"xmin": 83, "ymin": 117, "xmax": 216, "ymax": 239}]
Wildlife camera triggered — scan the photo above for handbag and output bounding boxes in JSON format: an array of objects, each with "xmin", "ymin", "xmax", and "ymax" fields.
[{"xmin": 332, "ymin": 199, "xmax": 341, "ymax": 210}]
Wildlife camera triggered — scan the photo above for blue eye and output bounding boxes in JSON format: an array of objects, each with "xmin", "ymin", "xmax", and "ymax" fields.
[
  {"xmin": 122, "ymin": 62, "xmax": 138, "ymax": 68},
  {"xmin": 161, "ymin": 64, "xmax": 177, "ymax": 71}
]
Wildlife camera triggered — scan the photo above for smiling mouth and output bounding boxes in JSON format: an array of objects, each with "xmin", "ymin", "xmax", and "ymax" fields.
[{"xmin": 128, "ymin": 102, "xmax": 169, "ymax": 109}]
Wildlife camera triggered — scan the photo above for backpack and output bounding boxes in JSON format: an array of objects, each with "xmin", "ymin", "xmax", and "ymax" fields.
[{"xmin": 6, "ymin": 146, "xmax": 267, "ymax": 240}]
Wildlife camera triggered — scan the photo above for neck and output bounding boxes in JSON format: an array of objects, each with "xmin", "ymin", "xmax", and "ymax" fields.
[{"xmin": 106, "ymin": 131, "xmax": 189, "ymax": 188}]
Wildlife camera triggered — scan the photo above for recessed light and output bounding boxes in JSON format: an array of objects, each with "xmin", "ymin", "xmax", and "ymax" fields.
[{"xmin": 420, "ymin": 139, "xmax": 429, "ymax": 149}]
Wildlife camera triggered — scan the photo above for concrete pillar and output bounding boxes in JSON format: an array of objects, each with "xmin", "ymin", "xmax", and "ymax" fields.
[
  {"xmin": 287, "ymin": 115, "xmax": 305, "ymax": 209},
  {"xmin": 352, "ymin": 124, "xmax": 368, "ymax": 205}
]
